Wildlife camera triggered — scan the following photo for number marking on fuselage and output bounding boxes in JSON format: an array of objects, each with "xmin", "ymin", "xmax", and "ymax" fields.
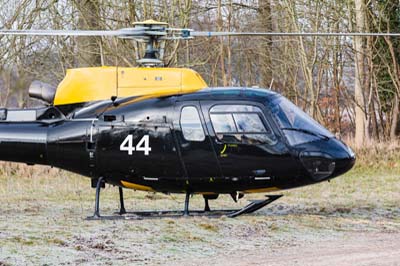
[{"xmin": 120, "ymin": 135, "xmax": 151, "ymax": 156}]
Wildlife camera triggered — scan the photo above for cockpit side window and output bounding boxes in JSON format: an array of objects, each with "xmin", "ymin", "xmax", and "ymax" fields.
[
  {"xmin": 209, "ymin": 114, "xmax": 236, "ymax": 132},
  {"xmin": 180, "ymin": 106, "xmax": 206, "ymax": 141},
  {"xmin": 209, "ymin": 105, "xmax": 276, "ymax": 145},
  {"xmin": 233, "ymin": 113, "xmax": 267, "ymax": 133}
]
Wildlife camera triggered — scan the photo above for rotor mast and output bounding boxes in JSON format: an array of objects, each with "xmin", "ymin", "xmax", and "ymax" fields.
[{"xmin": 129, "ymin": 20, "xmax": 168, "ymax": 67}]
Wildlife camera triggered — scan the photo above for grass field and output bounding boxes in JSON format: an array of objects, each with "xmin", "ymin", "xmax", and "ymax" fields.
[{"xmin": 0, "ymin": 143, "xmax": 399, "ymax": 265}]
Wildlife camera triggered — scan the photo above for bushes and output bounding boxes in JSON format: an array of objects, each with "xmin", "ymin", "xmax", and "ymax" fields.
[{"xmin": 348, "ymin": 140, "xmax": 400, "ymax": 171}]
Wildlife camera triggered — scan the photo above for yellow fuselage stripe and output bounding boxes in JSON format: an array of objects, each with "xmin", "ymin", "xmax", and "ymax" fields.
[{"xmin": 121, "ymin": 181, "xmax": 154, "ymax": 192}]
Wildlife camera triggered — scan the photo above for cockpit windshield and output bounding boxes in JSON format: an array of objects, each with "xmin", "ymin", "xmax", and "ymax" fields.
[{"xmin": 267, "ymin": 96, "xmax": 333, "ymax": 146}]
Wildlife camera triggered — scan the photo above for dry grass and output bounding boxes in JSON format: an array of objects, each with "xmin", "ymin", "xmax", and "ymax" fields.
[{"xmin": 345, "ymin": 138, "xmax": 400, "ymax": 170}]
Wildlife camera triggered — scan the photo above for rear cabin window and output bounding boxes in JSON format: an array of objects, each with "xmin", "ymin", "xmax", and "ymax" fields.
[
  {"xmin": 180, "ymin": 106, "xmax": 205, "ymax": 141},
  {"xmin": 210, "ymin": 105, "xmax": 276, "ymax": 145}
]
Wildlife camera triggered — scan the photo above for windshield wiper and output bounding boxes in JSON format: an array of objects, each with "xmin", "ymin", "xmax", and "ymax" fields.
[{"xmin": 280, "ymin": 127, "xmax": 330, "ymax": 140}]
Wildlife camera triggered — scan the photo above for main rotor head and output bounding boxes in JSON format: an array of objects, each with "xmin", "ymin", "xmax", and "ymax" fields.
[{"xmin": 128, "ymin": 20, "xmax": 170, "ymax": 66}]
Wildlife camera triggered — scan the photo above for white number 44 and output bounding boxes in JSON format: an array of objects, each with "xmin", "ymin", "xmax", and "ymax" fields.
[{"xmin": 120, "ymin": 135, "xmax": 152, "ymax": 156}]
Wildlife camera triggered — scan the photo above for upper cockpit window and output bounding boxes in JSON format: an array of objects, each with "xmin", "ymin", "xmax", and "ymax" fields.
[
  {"xmin": 180, "ymin": 106, "xmax": 205, "ymax": 141},
  {"xmin": 209, "ymin": 105, "xmax": 276, "ymax": 145},
  {"xmin": 210, "ymin": 105, "xmax": 262, "ymax": 113},
  {"xmin": 268, "ymin": 96, "xmax": 333, "ymax": 146}
]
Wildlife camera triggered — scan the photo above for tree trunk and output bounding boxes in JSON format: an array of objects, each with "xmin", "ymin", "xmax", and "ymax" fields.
[
  {"xmin": 258, "ymin": 0, "xmax": 273, "ymax": 88},
  {"xmin": 332, "ymin": 23, "xmax": 341, "ymax": 135},
  {"xmin": 354, "ymin": 0, "xmax": 367, "ymax": 147},
  {"xmin": 217, "ymin": 0, "xmax": 227, "ymax": 86},
  {"xmin": 390, "ymin": 95, "xmax": 399, "ymax": 139},
  {"xmin": 75, "ymin": 0, "xmax": 101, "ymax": 67}
]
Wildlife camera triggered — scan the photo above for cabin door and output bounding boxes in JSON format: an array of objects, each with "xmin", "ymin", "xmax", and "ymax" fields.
[
  {"xmin": 174, "ymin": 102, "xmax": 222, "ymax": 180},
  {"xmin": 200, "ymin": 101, "xmax": 294, "ymax": 180}
]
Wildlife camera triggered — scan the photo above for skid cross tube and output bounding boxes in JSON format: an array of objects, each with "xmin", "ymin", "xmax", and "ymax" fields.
[
  {"xmin": 204, "ymin": 198, "xmax": 211, "ymax": 212},
  {"xmin": 93, "ymin": 177, "xmax": 105, "ymax": 218},
  {"xmin": 184, "ymin": 192, "xmax": 190, "ymax": 216},
  {"xmin": 119, "ymin": 187, "xmax": 127, "ymax": 215}
]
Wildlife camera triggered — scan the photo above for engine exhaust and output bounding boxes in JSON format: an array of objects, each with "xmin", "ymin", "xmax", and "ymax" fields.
[{"xmin": 28, "ymin": 80, "xmax": 56, "ymax": 104}]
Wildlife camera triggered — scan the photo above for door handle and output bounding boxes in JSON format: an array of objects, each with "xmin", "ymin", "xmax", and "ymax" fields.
[{"xmin": 252, "ymin": 169, "xmax": 266, "ymax": 176}]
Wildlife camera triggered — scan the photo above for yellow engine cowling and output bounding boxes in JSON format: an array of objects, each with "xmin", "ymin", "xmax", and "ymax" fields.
[{"xmin": 53, "ymin": 67, "xmax": 208, "ymax": 106}]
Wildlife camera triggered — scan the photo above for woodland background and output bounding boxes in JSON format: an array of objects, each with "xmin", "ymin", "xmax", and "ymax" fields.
[{"xmin": 0, "ymin": 0, "xmax": 399, "ymax": 147}]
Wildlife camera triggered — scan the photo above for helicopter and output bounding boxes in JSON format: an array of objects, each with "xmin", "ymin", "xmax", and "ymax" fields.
[{"xmin": 0, "ymin": 19, "xmax": 375, "ymax": 219}]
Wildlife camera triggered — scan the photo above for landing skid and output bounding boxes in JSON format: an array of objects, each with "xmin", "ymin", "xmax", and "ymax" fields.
[
  {"xmin": 87, "ymin": 209, "xmax": 239, "ymax": 220},
  {"xmin": 87, "ymin": 180, "xmax": 282, "ymax": 220}
]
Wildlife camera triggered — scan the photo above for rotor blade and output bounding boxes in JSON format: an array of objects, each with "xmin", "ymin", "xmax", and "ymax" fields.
[
  {"xmin": 191, "ymin": 31, "xmax": 400, "ymax": 37},
  {"xmin": 3, "ymin": 29, "xmax": 400, "ymax": 38},
  {"xmin": 0, "ymin": 29, "xmax": 120, "ymax": 37},
  {"xmin": 0, "ymin": 29, "xmax": 153, "ymax": 37}
]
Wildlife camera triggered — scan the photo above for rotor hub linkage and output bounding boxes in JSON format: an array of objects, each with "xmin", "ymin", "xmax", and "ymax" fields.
[{"xmin": 128, "ymin": 21, "xmax": 169, "ymax": 67}]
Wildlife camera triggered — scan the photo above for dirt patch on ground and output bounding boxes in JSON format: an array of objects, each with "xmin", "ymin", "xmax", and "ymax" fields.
[{"xmin": 176, "ymin": 232, "xmax": 400, "ymax": 266}]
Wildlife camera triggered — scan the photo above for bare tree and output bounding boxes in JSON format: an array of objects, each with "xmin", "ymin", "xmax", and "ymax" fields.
[{"xmin": 74, "ymin": 0, "xmax": 102, "ymax": 67}]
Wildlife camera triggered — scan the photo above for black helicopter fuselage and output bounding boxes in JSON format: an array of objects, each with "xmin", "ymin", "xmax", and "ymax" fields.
[{"xmin": 0, "ymin": 88, "xmax": 355, "ymax": 194}]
